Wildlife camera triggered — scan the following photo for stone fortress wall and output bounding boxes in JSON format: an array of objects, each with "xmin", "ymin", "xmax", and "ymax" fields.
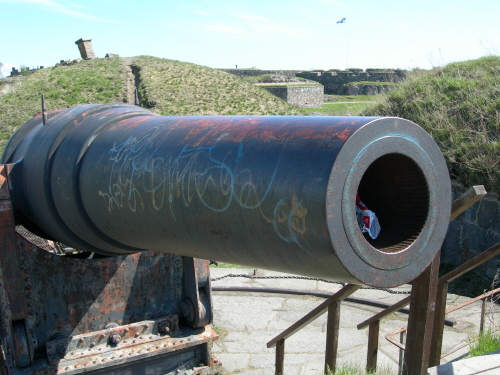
[
  {"xmin": 221, "ymin": 68, "xmax": 407, "ymax": 96},
  {"xmin": 444, "ymin": 182, "xmax": 500, "ymax": 278},
  {"xmin": 220, "ymin": 69, "xmax": 302, "ymax": 78},
  {"xmin": 297, "ymin": 69, "xmax": 406, "ymax": 95},
  {"xmin": 261, "ymin": 85, "xmax": 323, "ymax": 108}
]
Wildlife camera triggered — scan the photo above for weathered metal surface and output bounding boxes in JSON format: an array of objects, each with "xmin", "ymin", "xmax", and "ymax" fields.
[
  {"xmin": 44, "ymin": 322, "xmax": 219, "ymax": 374},
  {"xmin": 25, "ymin": 244, "xmax": 184, "ymax": 338},
  {"xmin": 0, "ymin": 170, "xmax": 219, "ymax": 374},
  {"xmin": 275, "ymin": 339, "xmax": 285, "ymax": 375},
  {"xmin": 2, "ymin": 103, "xmax": 451, "ymax": 287},
  {"xmin": 0, "ymin": 238, "xmax": 219, "ymax": 374},
  {"xmin": 183, "ymin": 258, "xmax": 213, "ymax": 328}
]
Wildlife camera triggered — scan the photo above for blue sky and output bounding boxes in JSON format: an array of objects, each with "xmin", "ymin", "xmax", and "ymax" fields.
[{"xmin": 1, "ymin": 0, "xmax": 499, "ymax": 77}]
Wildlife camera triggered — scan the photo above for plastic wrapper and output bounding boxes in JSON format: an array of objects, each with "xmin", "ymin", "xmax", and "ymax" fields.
[{"xmin": 356, "ymin": 193, "xmax": 381, "ymax": 239}]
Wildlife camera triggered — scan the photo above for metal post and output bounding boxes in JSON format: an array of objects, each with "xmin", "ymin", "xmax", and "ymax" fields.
[
  {"xmin": 366, "ymin": 320, "xmax": 379, "ymax": 373},
  {"xmin": 325, "ymin": 301, "xmax": 341, "ymax": 374},
  {"xmin": 275, "ymin": 339, "xmax": 285, "ymax": 375},
  {"xmin": 480, "ymin": 297, "xmax": 487, "ymax": 335},
  {"xmin": 41, "ymin": 94, "xmax": 47, "ymax": 125},
  {"xmin": 398, "ymin": 331, "xmax": 406, "ymax": 375},
  {"xmin": 402, "ymin": 253, "xmax": 440, "ymax": 375}
]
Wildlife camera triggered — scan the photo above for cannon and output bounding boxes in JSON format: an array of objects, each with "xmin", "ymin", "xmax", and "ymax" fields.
[{"xmin": 0, "ymin": 103, "xmax": 451, "ymax": 374}]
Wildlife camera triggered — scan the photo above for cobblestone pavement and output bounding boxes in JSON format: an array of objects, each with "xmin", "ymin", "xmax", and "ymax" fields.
[{"xmin": 210, "ymin": 268, "xmax": 500, "ymax": 375}]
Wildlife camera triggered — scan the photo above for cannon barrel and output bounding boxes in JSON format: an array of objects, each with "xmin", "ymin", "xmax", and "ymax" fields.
[{"xmin": 2, "ymin": 104, "xmax": 450, "ymax": 287}]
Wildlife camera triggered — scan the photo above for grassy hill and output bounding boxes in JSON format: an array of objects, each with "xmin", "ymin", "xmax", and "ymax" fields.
[
  {"xmin": 359, "ymin": 56, "xmax": 500, "ymax": 194},
  {"xmin": 0, "ymin": 56, "xmax": 300, "ymax": 150}
]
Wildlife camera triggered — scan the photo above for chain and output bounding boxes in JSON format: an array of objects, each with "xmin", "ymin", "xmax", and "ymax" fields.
[{"xmin": 210, "ymin": 273, "xmax": 411, "ymax": 295}]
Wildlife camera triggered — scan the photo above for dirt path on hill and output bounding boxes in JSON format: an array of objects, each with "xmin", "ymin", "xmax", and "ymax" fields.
[{"xmin": 121, "ymin": 57, "xmax": 140, "ymax": 105}]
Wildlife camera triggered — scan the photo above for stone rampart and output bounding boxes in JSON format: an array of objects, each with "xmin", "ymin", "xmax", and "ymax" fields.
[
  {"xmin": 220, "ymin": 69, "xmax": 302, "ymax": 78},
  {"xmin": 442, "ymin": 181, "xmax": 500, "ymax": 278},
  {"xmin": 326, "ymin": 83, "xmax": 393, "ymax": 95},
  {"xmin": 221, "ymin": 68, "xmax": 408, "ymax": 96},
  {"xmin": 261, "ymin": 85, "xmax": 323, "ymax": 108},
  {"xmin": 298, "ymin": 69, "xmax": 406, "ymax": 94}
]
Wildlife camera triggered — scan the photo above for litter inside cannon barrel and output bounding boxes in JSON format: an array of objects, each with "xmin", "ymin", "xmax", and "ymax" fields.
[{"xmin": 356, "ymin": 192, "xmax": 381, "ymax": 240}]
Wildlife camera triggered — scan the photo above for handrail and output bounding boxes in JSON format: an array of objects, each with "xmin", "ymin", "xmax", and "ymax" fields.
[
  {"xmin": 444, "ymin": 286, "xmax": 500, "ymax": 315},
  {"xmin": 267, "ymin": 283, "xmax": 361, "ymax": 374},
  {"xmin": 267, "ymin": 283, "xmax": 361, "ymax": 348},
  {"xmin": 449, "ymin": 185, "xmax": 487, "ymax": 221},
  {"xmin": 266, "ymin": 185, "xmax": 489, "ymax": 375},
  {"xmin": 357, "ymin": 242, "xmax": 500, "ymax": 330},
  {"xmin": 385, "ymin": 286, "xmax": 500, "ymax": 351},
  {"xmin": 439, "ymin": 242, "xmax": 500, "ymax": 285}
]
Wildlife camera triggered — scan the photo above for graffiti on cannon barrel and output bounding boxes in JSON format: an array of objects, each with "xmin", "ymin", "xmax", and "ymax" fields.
[{"xmin": 99, "ymin": 128, "xmax": 308, "ymax": 248}]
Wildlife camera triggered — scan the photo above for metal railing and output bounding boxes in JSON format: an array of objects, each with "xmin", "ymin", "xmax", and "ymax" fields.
[
  {"xmin": 267, "ymin": 186, "xmax": 495, "ymax": 375},
  {"xmin": 385, "ymin": 286, "xmax": 500, "ymax": 373}
]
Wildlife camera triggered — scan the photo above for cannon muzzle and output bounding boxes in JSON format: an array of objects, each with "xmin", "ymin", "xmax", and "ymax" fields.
[{"xmin": 2, "ymin": 104, "xmax": 451, "ymax": 287}]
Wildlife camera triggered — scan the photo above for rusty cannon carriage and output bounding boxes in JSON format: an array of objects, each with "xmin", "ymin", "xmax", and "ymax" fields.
[{"xmin": 0, "ymin": 103, "xmax": 450, "ymax": 374}]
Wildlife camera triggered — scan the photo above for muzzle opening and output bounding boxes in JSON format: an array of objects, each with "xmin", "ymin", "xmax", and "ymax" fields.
[{"xmin": 357, "ymin": 153, "xmax": 430, "ymax": 254}]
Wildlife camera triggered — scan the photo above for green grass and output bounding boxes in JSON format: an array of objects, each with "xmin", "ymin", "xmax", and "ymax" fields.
[
  {"xmin": 345, "ymin": 81, "xmax": 396, "ymax": 87},
  {"xmin": 301, "ymin": 94, "xmax": 376, "ymax": 116},
  {"xmin": 324, "ymin": 363, "xmax": 395, "ymax": 375},
  {"xmin": 301, "ymin": 102, "xmax": 373, "ymax": 116},
  {"xmin": 209, "ymin": 262, "xmax": 248, "ymax": 269},
  {"xmin": 0, "ymin": 58, "xmax": 124, "ymax": 150},
  {"xmin": 468, "ymin": 329, "xmax": 500, "ymax": 357},
  {"xmin": 326, "ymin": 95, "xmax": 378, "ymax": 102},
  {"xmin": 257, "ymin": 83, "xmax": 321, "ymax": 86},
  {"xmin": 358, "ymin": 56, "xmax": 500, "ymax": 194},
  {"xmin": 0, "ymin": 56, "xmax": 301, "ymax": 152},
  {"xmin": 132, "ymin": 56, "xmax": 300, "ymax": 116}
]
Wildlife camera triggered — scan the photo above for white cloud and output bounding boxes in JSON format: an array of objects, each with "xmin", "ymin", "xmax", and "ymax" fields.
[
  {"xmin": 199, "ymin": 23, "xmax": 254, "ymax": 38},
  {"xmin": 182, "ymin": 12, "xmax": 323, "ymax": 40},
  {"xmin": 1, "ymin": 63, "xmax": 14, "ymax": 78},
  {"xmin": 68, "ymin": 3, "xmax": 88, "ymax": 9},
  {"xmin": 1, "ymin": 0, "xmax": 121, "ymax": 23},
  {"xmin": 230, "ymin": 14, "xmax": 321, "ymax": 39},
  {"xmin": 321, "ymin": 0, "xmax": 348, "ymax": 7}
]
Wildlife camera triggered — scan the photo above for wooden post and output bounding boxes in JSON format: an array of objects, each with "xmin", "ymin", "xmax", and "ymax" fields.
[
  {"xmin": 428, "ymin": 281, "xmax": 449, "ymax": 367},
  {"xmin": 402, "ymin": 253, "xmax": 440, "ymax": 375},
  {"xmin": 275, "ymin": 339, "xmax": 285, "ymax": 375},
  {"xmin": 325, "ymin": 301, "xmax": 341, "ymax": 374},
  {"xmin": 366, "ymin": 320, "xmax": 380, "ymax": 373},
  {"xmin": 480, "ymin": 298, "xmax": 487, "ymax": 335},
  {"xmin": 449, "ymin": 185, "xmax": 486, "ymax": 221}
]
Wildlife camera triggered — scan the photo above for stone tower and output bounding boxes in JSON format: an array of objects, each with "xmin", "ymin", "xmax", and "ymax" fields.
[{"xmin": 75, "ymin": 38, "xmax": 96, "ymax": 60}]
